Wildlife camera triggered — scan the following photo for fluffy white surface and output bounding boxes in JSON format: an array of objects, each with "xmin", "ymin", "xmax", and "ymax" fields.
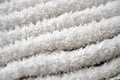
[
  {"xmin": 0, "ymin": 0, "xmax": 113, "ymax": 30},
  {"xmin": 0, "ymin": 0, "xmax": 52, "ymax": 14},
  {"xmin": 1, "ymin": 16, "xmax": 120, "ymax": 66},
  {"xmin": 35, "ymin": 57, "xmax": 120, "ymax": 80},
  {"xmin": 0, "ymin": 0, "xmax": 120, "ymax": 80},
  {"xmin": 0, "ymin": 34, "xmax": 120, "ymax": 80},
  {"xmin": 0, "ymin": 1, "xmax": 120, "ymax": 47}
]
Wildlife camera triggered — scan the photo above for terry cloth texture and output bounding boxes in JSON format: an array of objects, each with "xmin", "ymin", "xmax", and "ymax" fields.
[{"xmin": 0, "ymin": 0, "xmax": 120, "ymax": 80}]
